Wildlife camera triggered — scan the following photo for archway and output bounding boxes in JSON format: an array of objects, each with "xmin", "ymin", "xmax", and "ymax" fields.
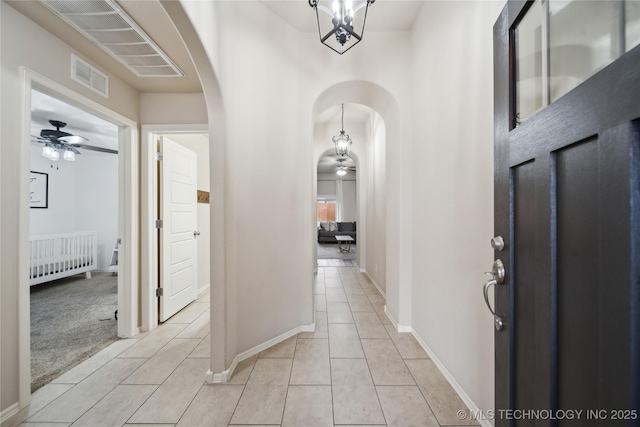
[
  {"xmin": 159, "ymin": 1, "xmax": 230, "ymax": 379},
  {"xmin": 310, "ymin": 81, "xmax": 408, "ymax": 326}
]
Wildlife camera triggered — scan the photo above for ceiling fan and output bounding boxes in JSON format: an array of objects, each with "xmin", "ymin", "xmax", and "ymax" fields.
[
  {"xmin": 31, "ymin": 120, "xmax": 118, "ymax": 162},
  {"xmin": 336, "ymin": 157, "xmax": 356, "ymax": 176}
]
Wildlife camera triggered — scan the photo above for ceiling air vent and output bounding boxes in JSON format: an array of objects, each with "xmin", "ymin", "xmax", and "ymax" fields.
[
  {"xmin": 72, "ymin": 54, "xmax": 109, "ymax": 97},
  {"xmin": 40, "ymin": 0, "xmax": 184, "ymax": 78}
]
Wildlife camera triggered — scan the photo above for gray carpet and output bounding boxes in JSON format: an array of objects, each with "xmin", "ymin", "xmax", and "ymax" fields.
[
  {"xmin": 317, "ymin": 242, "xmax": 357, "ymax": 260},
  {"xmin": 30, "ymin": 272, "xmax": 118, "ymax": 392}
]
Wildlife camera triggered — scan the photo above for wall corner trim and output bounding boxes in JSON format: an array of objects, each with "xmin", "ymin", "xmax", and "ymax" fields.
[
  {"xmin": 205, "ymin": 321, "xmax": 315, "ymax": 384},
  {"xmin": 410, "ymin": 328, "xmax": 493, "ymax": 427},
  {"xmin": 384, "ymin": 305, "xmax": 398, "ymax": 329},
  {"xmin": 383, "ymin": 305, "xmax": 411, "ymax": 332},
  {"xmin": 1, "ymin": 402, "xmax": 21, "ymax": 425}
]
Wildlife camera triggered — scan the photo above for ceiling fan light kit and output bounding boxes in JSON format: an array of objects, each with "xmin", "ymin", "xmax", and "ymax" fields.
[
  {"xmin": 309, "ymin": 0, "xmax": 375, "ymax": 54},
  {"xmin": 32, "ymin": 119, "xmax": 117, "ymax": 167},
  {"xmin": 63, "ymin": 149, "xmax": 76, "ymax": 162}
]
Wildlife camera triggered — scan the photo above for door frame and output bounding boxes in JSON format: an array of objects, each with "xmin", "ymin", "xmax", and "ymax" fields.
[
  {"xmin": 18, "ymin": 68, "xmax": 139, "ymax": 407},
  {"xmin": 140, "ymin": 124, "xmax": 208, "ymax": 332}
]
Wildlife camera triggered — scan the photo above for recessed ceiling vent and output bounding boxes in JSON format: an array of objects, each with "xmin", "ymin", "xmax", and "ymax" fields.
[
  {"xmin": 72, "ymin": 54, "xmax": 109, "ymax": 97},
  {"xmin": 40, "ymin": 0, "xmax": 184, "ymax": 78}
]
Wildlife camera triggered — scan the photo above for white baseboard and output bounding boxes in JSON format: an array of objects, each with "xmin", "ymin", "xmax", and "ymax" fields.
[
  {"xmin": 197, "ymin": 283, "xmax": 210, "ymax": 297},
  {"xmin": 411, "ymin": 328, "xmax": 493, "ymax": 427},
  {"xmin": 384, "ymin": 305, "xmax": 398, "ymax": 329},
  {"xmin": 206, "ymin": 321, "xmax": 315, "ymax": 384},
  {"xmin": 382, "ymin": 308, "xmax": 490, "ymax": 427},
  {"xmin": 1, "ymin": 402, "xmax": 20, "ymax": 425},
  {"xmin": 362, "ymin": 270, "xmax": 386, "ymax": 299}
]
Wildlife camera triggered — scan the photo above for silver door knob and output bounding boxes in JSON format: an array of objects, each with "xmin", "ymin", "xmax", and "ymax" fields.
[
  {"xmin": 193, "ymin": 231, "xmax": 201, "ymax": 237},
  {"xmin": 491, "ymin": 236, "xmax": 505, "ymax": 251}
]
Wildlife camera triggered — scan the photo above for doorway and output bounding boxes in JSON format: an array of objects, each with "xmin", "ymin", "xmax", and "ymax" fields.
[
  {"xmin": 29, "ymin": 89, "xmax": 120, "ymax": 392},
  {"xmin": 316, "ymin": 153, "xmax": 358, "ymax": 267},
  {"xmin": 18, "ymin": 70, "xmax": 139, "ymax": 408},
  {"xmin": 141, "ymin": 126, "xmax": 210, "ymax": 331}
]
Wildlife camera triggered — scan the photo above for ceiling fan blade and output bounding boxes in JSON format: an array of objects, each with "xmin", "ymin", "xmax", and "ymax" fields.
[
  {"xmin": 59, "ymin": 135, "xmax": 89, "ymax": 145},
  {"xmin": 69, "ymin": 147, "xmax": 82, "ymax": 155},
  {"xmin": 75, "ymin": 144, "xmax": 118, "ymax": 155},
  {"xmin": 31, "ymin": 135, "xmax": 51, "ymax": 143}
]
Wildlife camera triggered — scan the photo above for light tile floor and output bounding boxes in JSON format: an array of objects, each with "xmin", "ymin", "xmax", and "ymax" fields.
[{"xmin": 17, "ymin": 266, "xmax": 478, "ymax": 427}]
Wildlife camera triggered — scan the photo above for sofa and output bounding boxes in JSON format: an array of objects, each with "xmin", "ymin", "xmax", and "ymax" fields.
[{"xmin": 318, "ymin": 221, "xmax": 356, "ymax": 243}]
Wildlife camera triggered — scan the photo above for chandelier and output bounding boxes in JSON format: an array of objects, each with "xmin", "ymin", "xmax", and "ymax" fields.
[
  {"xmin": 308, "ymin": 0, "xmax": 375, "ymax": 54},
  {"xmin": 333, "ymin": 104, "xmax": 352, "ymax": 157}
]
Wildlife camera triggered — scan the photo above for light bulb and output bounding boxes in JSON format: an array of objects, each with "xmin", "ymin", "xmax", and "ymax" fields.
[
  {"xmin": 49, "ymin": 150, "xmax": 60, "ymax": 162},
  {"xmin": 43, "ymin": 145, "xmax": 55, "ymax": 159},
  {"xmin": 337, "ymin": 168, "xmax": 347, "ymax": 176},
  {"xmin": 64, "ymin": 150, "xmax": 75, "ymax": 161}
]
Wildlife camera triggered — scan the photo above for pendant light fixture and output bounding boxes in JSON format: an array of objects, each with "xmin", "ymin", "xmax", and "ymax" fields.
[
  {"xmin": 308, "ymin": 0, "xmax": 375, "ymax": 54},
  {"xmin": 333, "ymin": 104, "xmax": 352, "ymax": 157}
]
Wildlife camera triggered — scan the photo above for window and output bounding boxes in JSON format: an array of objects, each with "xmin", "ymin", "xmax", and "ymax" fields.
[
  {"xmin": 514, "ymin": 0, "xmax": 640, "ymax": 126},
  {"xmin": 317, "ymin": 201, "xmax": 336, "ymax": 223}
]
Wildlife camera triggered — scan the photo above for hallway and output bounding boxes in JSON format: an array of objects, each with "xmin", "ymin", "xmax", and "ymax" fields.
[{"xmin": 16, "ymin": 267, "xmax": 477, "ymax": 426}]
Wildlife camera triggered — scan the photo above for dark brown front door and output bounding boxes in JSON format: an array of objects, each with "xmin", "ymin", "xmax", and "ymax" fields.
[{"xmin": 493, "ymin": 1, "xmax": 640, "ymax": 426}]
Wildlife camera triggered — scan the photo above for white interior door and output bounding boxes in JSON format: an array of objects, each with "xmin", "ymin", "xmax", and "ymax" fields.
[{"xmin": 159, "ymin": 136, "xmax": 198, "ymax": 322}]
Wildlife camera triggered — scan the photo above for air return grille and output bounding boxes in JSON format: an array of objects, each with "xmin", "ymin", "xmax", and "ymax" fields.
[
  {"xmin": 72, "ymin": 54, "xmax": 109, "ymax": 97},
  {"xmin": 40, "ymin": 0, "xmax": 184, "ymax": 78}
]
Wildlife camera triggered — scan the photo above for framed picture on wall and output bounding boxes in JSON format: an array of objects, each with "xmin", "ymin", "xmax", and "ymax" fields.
[{"xmin": 30, "ymin": 171, "xmax": 48, "ymax": 209}]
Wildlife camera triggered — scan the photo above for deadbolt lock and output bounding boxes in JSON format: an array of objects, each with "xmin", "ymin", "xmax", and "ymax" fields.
[{"xmin": 491, "ymin": 236, "xmax": 505, "ymax": 251}]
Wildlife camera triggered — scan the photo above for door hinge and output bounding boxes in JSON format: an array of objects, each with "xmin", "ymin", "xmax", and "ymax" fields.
[
  {"xmin": 155, "ymin": 152, "xmax": 163, "ymax": 161},
  {"xmin": 155, "ymin": 219, "xmax": 163, "ymax": 229},
  {"xmin": 156, "ymin": 288, "xmax": 163, "ymax": 297}
]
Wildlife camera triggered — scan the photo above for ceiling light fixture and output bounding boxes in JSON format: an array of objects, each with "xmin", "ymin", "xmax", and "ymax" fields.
[
  {"xmin": 336, "ymin": 158, "xmax": 348, "ymax": 176},
  {"xmin": 309, "ymin": 0, "xmax": 375, "ymax": 54},
  {"xmin": 333, "ymin": 104, "xmax": 352, "ymax": 157},
  {"xmin": 63, "ymin": 149, "xmax": 76, "ymax": 162}
]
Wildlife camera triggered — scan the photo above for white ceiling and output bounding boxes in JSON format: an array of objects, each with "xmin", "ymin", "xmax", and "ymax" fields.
[
  {"xmin": 9, "ymin": 0, "xmax": 424, "ymax": 94},
  {"xmin": 260, "ymin": 0, "xmax": 424, "ymax": 33},
  {"xmin": 316, "ymin": 103, "xmax": 372, "ymax": 125},
  {"xmin": 31, "ymin": 90, "xmax": 119, "ymax": 155}
]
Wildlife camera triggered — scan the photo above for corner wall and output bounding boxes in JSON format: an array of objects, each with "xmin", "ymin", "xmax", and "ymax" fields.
[{"xmin": 409, "ymin": 0, "xmax": 504, "ymax": 414}]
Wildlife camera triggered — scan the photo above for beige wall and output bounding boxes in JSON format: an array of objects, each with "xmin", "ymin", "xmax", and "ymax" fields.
[
  {"xmin": 409, "ymin": 0, "xmax": 504, "ymax": 413},
  {"xmin": 1, "ymin": 2, "xmax": 140, "ymax": 412},
  {"xmin": 365, "ymin": 112, "xmax": 386, "ymax": 291},
  {"xmin": 140, "ymin": 93, "xmax": 207, "ymax": 125}
]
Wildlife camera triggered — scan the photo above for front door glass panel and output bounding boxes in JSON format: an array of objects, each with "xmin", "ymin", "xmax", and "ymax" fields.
[{"xmin": 514, "ymin": 0, "xmax": 640, "ymax": 126}]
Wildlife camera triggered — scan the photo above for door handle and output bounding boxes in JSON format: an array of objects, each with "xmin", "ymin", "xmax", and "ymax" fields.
[
  {"xmin": 193, "ymin": 231, "xmax": 201, "ymax": 237},
  {"xmin": 483, "ymin": 259, "xmax": 506, "ymax": 331},
  {"xmin": 483, "ymin": 279, "xmax": 497, "ymax": 315}
]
